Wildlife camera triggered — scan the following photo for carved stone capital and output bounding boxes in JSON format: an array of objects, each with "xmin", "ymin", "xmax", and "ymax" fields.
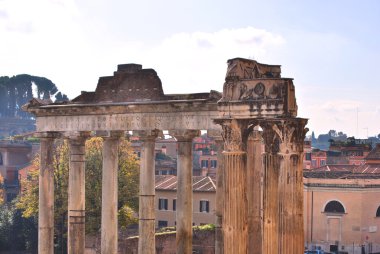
[
  {"xmin": 219, "ymin": 119, "xmax": 249, "ymax": 152},
  {"xmin": 64, "ymin": 131, "xmax": 91, "ymax": 143},
  {"xmin": 34, "ymin": 131, "xmax": 62, "ymax": 139},
  {"xmin": 261, "ymin": 124, "xmax": 279, "ymax": 154},
  {"xmin": 169, "ymin": 129, "xmax": 200, "ymax": 142},
  {"xmin": 96, "ymin": 130, "xmax": 124, "ymax": 140},
  {"xmin": 261, "ymin": 118, "xmax": 308, "ymax": 155},
  {"xmin": 133, "ymin": 129, "xmax": 162, "ymax": 141}
]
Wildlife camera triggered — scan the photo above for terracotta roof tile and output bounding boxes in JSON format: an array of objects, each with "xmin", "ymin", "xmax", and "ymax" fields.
[
  {"xmin": 303, "ymin": 163, "xmax": 380, "ymax": 178},
  {"xmin": 365, "ymin": 144, "xmax": 380, "ymax": 161},
  {"xmin": 155, "ymin": 175, "xmax": 216, "ymax": 192}
]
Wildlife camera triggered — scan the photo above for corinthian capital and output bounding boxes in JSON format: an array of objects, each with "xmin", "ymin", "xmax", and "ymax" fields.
[
  {"xmin": 220, "ymin": 119, "xmax": 248, "ymax": 152},
  {"xmin": 262, "ymin": 118, "xmax": 308, "ymax": 155}
]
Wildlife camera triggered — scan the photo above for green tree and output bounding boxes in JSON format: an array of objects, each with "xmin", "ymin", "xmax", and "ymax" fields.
[
  {"xmin": 0, "ymin": 174, "xmax": 4, "ymax": 204},
  {"xmin": 0, "ymin": 204, "xmax": 38, "ymax": 252},
  {"xmin": 0, "ymin": 74, "xmax": 68, "ymax": 119},
  {"xmin": 16, "ymin": 137, "xmax": 140, "ymax": 252}
]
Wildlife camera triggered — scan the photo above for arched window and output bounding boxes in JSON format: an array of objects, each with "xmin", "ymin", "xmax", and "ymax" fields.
[
  {"xmin": 376, "ymin": 206, "xmax": 380, "ymax": 217},
  {"xmin": 324, "ymin": 200, "xmax": 345, "ymax": 214}
]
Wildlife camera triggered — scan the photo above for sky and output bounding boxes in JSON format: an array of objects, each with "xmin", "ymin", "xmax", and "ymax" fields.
[{"xmin": 0, "ymin": 0, "xmax": 379, "ymax": 138}]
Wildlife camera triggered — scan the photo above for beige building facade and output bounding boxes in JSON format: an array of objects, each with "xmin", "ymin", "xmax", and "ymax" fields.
[
  {"xmin": 304, "ymin": 173, "xmax": 380, "ymax": 253},
  {"xmin": 155, "ymin": 175, "xmax": 216, "ymax": 228},
  {"xmin": 153, "ymin": 168, "xmax": 380, "ymax": 254},
  {"xmin": 0, "ymin": 140, "xmax": 33, "ymax": 202}
]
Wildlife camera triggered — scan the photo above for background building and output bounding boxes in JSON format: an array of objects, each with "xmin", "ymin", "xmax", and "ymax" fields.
[
  {"xmin": 303, "ymin": 144, "xmax": 380, "ymax": 254},
  {"xmin": 0, "ymin": 140, "xmax": 34, "ymax": 202},
  {"xmin": 155, "ymin": 175, "xmax": 216, "ymax": 228}
]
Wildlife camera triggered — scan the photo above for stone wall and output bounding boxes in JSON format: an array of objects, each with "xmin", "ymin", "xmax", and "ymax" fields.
[
  {"xmin": 84, "ymin": 229, "xmax": 215, "ymax": 254},
  {"xmin": 123, "ymin": 229, "xmax": 215, "ymax": 254}
]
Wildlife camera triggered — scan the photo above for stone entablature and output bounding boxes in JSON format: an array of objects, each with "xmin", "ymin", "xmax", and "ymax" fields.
[
  {"xmin": 23, "ymin": 63, "xmax": 222, "ymax": 133},
  {"xmin": 225, "ymin": 57, "xmax": 281, "ymax": 80},
  {"xmin": 34, "ymin": 111, "xmax": 219, "ymax": 132},
  {"xmin": 219, "ymin": 58, "xmax": 297, "ymax": 118}
]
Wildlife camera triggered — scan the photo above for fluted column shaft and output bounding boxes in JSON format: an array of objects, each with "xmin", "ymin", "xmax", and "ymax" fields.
[
  {"xmin": 219, "ymin": 119, "xmax": 248, "ymax": 254},
  {"xmin": 223, "ymin": 151, "xmax": 247, "ymax": 253},
  {"xmin": 68, "ymin": 134, "xmax": 87, "ymax": 254},
  {"xmin": 267, "ymin": 119, "xmax": 307, "ymax": 254},
  {"xmin": 170, "ymin": 129, "xmax": 200, "ymax": 254},
  {"xmin": 137, "ymin": 130, "xmax": 159, "ymax": 254},
  {"xmin": 262, "ymin": 152, "xmax": 280, "ymax": 254},
  {"xmin": 278, "ymin": 153, "xmax": 304, "ymax": 254},
  {"xmin": 38, "ymin": 135, "xmax": 56, "ymax": 254},
  {"xmin": 101, "ymin": 133, "xmax": 121, "ymax": 254}
]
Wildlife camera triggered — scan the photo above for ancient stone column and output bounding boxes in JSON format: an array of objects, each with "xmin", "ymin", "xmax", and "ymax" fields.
[
  {"xmin": 220, "ymin": 120, "xmax": 248, "ymax": 254},
  {"xmin": 169, "ymin": 129, "xmax": 200, "ymax": 254},
  {"xmin": 207, "ymin": 130, "xmax": 224, "ymax": 254},
  {"xmin": 272, "ymin": 120, "xmax": 307, "ymax": 254},
  {"xmin": 136, "ymin": 130, "xmax": 160, "ymax": 254},
  {"xmin": 67, "ymin": 132, "xmax": 88, "ymax": 254},
  {"xmin": 37, "ymin": 132, "xmax": 59, "ymax": 254},
  {"xmin": 247, "ymin": 130, "xmax": 263, "ymax": 254},
  {"xmin": 101, "ymin": 131, "xmax": 122, "ymax": 254},
  {"xmin": 261, "ymin": 125, "xmax": 280, "ymax": 254}
]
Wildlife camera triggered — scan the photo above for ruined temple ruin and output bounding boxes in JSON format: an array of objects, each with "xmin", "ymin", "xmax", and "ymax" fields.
[{"xmin": 23, "ymin": 58, "xmax": 308, "ymax": 254}]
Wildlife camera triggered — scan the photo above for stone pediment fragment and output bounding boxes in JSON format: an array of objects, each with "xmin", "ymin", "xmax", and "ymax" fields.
[
  {"xmin": 22, "ymin": 98, "xmax": 53, "ymax": 110},
  {"xmin": 73, "ymin": 64, "xmax": 165, "ymax": 103},
  {"xmin": 218, "ymin": 58, "xmax": 297, "ymax": 118}
]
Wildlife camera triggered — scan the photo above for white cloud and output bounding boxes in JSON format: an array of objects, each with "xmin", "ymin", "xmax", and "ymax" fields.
[
  {"xmin": 132, "ymin": 27, "xmax": 285, "ymax": 94},
  {"xmin": 303, "ymin": 100, "xmax": 380, "ymax": 138},
  {"xmin": 0, "ymin": 2, "xmax": 286, "ymax": 98},
  {"xmin": 320, "ymin": 100, "xmax": 360, "ymax": 112}
]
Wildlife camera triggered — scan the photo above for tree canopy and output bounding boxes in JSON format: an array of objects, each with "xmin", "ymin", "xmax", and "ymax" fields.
[
  {"xmin": 0, "ymin": 174, "xmax": 4, "ymax": 204},
  {"xmin": 0, "ymin": 74, "xmax": 68, "ymax": 119}
]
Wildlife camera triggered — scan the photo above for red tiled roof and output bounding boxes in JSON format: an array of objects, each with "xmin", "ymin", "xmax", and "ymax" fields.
[
  {"xmin": 18, "ymin": 164, "xmax": 38, "ymax": 179},
  {"xmin": 303, "ymin": 163, "xmax": 380, "ymax": 179},
  {"xmin": 365, "ymin": 144, "xmax": 380, "ymax": 161},
  {"xmin": 307, "ymin": 165, "xmax": 355, "ymax": 172},
  {"xmin": 353, "ymin": 164, "xmax": 380, "ymax": 174},
  {"xmin": 155, "ymin": 175, "xmax": 216, "ymax": 192}
]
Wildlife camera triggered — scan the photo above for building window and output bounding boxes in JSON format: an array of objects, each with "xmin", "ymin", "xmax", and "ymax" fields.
[
  {"xmin": 173, "ymin": 199, "xmax": 176, "ymax": 211},
  {"xmin": 321, "ymin": 160, "xmax": 326, "ymax": 166},
  {"xmin": 324, "ymin": 200, "xmax": 345, "ymax": 214},
  {"xmin": 0, "ymin": 153, "xmax": 3, "ymax": 165},
  {"xmin": 158, "ymin": 198, "xmax": 168, "ymax": 210},
  {"xmin": 201, "ymin": 160, "xmax": 208, "ymax": 168},
  {"xmin": 158, "ymin": 220, "xmax": 168, "ymax": 228},
  {"xmin": 312, "ymin": 160, "xmax": 317, "ymax": 167},
  {"xmin": 305, "ymin": 153, "xmax": 311, "ymax": 161},
  {"xmin": 376, "ymin": 206, "xmax": 380, "ymax": 217},
  {"xmin": 6, "ymin": 193, "xmax": 17, "ymax": 202},
  {"xmin": 200, "ymin": 200, "xmax": 210, "ymax": 213},
  {"xmin": 211, "ymin": 160, "xmax": 217, "ymax": 168}
]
